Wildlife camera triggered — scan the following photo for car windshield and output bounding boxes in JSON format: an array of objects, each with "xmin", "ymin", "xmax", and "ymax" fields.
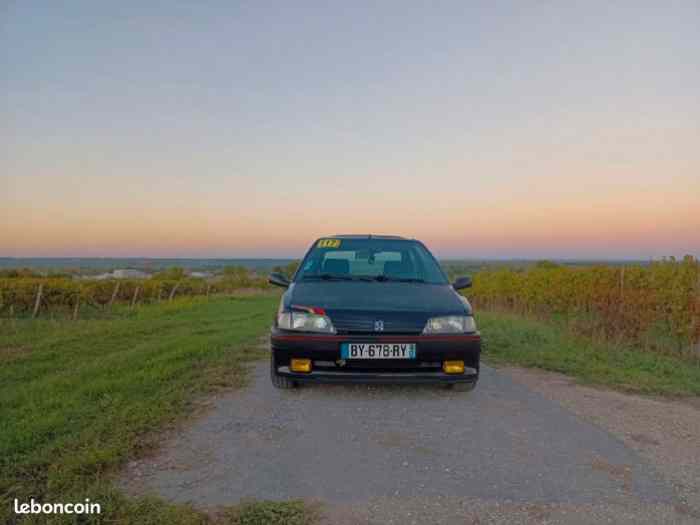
[{"xmin": 295, "ymin": 238, "xmax": 448, "ymax": 285}]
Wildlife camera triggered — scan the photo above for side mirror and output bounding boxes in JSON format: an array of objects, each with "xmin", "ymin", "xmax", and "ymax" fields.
[
  {"xmin": 268, "ymin": 272, "xmax": 291, "ymax": 288},
  {"xmin": 452, "ymin": 276, "xmax": 472, "ymax": 290}
]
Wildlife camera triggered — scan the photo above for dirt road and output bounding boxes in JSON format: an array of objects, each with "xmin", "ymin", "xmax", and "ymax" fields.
[{"xmin": 122, "ymin": 363, "xmax": 699, "ymax": 524}]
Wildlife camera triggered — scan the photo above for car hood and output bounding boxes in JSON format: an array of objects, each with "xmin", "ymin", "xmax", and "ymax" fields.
[{"xmin": 285, "ymin": 281, "xmax": 470, "ymax": 315}]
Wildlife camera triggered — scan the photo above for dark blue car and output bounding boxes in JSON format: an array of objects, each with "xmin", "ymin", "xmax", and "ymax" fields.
[{"xmin": 268, "ymin": 235, "xmax": 480, "ymax": 391}]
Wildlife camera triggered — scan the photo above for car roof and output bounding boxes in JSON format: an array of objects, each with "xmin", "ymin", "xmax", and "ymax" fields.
[{"xmin": 328, "ymin": 234, "xmax": 411, "ymax": 240}]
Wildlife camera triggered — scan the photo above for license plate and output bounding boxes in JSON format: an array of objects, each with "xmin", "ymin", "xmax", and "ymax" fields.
[{"xmin": 341, "ymin": 343, "xmax": 416, "ymax": 359}]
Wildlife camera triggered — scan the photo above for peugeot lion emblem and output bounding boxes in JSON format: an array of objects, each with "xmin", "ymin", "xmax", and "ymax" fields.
[{"xmin": 374, "ymin": 320, "xmax": 385, "ymax": 332}]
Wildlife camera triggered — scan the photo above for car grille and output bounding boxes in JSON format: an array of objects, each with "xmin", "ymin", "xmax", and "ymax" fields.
[
  {"xmin": 343, "ymin": 360, "xmax": 441, "ymax": 370},
  {"xmin": 328, "ymin": 310, "xmax": 427, "ymax": 335},
  {"xmin": 313, "ymin": 360, "xmax": 442, "ymax": 372}
]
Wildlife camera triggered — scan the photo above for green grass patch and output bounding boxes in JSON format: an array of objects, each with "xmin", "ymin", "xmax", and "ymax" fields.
[
  {"xmin": 477, "ymin": 310, "xmax": 700, "ymax": 397},
  {"xmin": 222, "ymin": 500, "xmax": 319, "ymax": 525},
  {"xmin": 0, "ymin": 295, "xmax": 318, "ymax": 524}
]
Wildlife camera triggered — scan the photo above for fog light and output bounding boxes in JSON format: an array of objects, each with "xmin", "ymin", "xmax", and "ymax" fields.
[
  {"xmin": 443, "ymin": 360, "xmax": 465, "ymax": 374},
  {"xmin": 290, "ymin": 358, "xmax": 312, "ymax": 373}
]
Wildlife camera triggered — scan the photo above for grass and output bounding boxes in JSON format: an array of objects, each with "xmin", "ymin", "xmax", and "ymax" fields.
[
  {"xmin": 477, "ymin": 310, "xmax": 700, "ymax": 396},
  {"xmin": 0, "ymin": 294, "xmax": 318, "ymax": 525},
  {"xmin": 222, "ymin": 500, "xmax": 320, "ymax": 525},
  {"xmin": 4, "ymin": 294, "xmax": 695, "ymax": 523}
]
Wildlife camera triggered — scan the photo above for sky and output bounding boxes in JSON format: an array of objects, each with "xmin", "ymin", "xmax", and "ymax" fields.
[{"xmin": 2, "ymin": 1, "xmax": 699, "ymax": 259}]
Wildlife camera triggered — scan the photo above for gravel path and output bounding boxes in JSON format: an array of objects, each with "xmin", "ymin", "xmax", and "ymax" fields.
[{"xmin": 121, "ymin": 362, "xmax": 699, "ymax": 524}]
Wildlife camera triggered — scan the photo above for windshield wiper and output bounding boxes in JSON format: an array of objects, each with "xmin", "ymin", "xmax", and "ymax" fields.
[
  {"xmin": 372, "ymin": 275, "xmax": 426, "ymax": 283},
  {"xmin": 302, "ymin": 273, "xmax": 355, "ymax": 281},
  {"xmin": 302, "ymin": 274, "xmax": 424, "ymax": 283}
]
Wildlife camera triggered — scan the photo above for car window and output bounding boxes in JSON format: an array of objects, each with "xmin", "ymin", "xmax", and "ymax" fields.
[{"xmin": 297, "ymin": 239, "xmax": 447, "ymax": 284}]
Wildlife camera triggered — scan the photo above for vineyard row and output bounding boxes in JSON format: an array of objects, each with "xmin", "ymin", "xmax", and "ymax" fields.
[
  {"xmin": 0, "ymin": 276, "xmax": 271, "ymax": 319},
  {"xmin": 465, "ymin": 257, "xmax": 700, "ymax": 357}
]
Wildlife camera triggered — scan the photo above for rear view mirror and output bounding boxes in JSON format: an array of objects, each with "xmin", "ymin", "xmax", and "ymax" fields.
[
  {"xmin": 452, "ymin": 276, "xmax": 472, "ymax": 290},
  {"xmin": 268, "ymin": 272, "xmax": 291, "ymax": 288}
]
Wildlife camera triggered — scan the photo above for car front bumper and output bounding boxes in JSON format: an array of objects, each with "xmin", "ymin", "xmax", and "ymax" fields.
[{"xmin": 271, "ymin": 329, "xmax": 481, "ymax": 384}]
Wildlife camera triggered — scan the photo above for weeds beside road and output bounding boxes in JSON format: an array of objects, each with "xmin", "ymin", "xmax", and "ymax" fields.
[
  {"xmin": 0, "ymin": 294, "xmax": 319, "ymax": 524},
  {"xmin": 478, "ymin": 311, "xmax": 700, "ymax": 396}
]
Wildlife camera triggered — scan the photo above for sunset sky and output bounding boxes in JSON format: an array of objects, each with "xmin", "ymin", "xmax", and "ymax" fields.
[{"xmin": 2, "ymin": 2, "xmax": 699, "ymax": 259}]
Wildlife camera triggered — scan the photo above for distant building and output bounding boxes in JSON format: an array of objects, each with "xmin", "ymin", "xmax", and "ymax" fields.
[
  {"xmin": 83, "ymin": 269, "xmax": 151, "ymax": 279},
  {"xmin": 113, "ymin": 269, "xmax": 150, "ymax": 279},
  {"xmin": 189, "ymin": 271, "xmax": 212, "ymax": 279}
]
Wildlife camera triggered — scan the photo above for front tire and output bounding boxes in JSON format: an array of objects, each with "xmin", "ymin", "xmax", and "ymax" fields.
[{"xmin": 270, "ymin": 354, "xmax": 297, "ymax": 389}]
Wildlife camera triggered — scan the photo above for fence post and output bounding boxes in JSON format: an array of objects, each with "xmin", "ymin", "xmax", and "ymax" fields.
[
  {"xmin": 168, "ymin": 281, "xmax": 181, "ymax": 302},
  {"xmin": 620, "ymin": 267, "xmax": 625, "ymax": 299},
  {"xmin": 9, "ymin": 304, "xmax": 16, "ymax": 331},
  {"xmin": 131, "ymin": 286, "xmax": 140, "ymax": 309},
  {"xmin": 206, "ymin": 283, "xmax": 211, "ymax": 300},
  {"xmin": 32, "ymin": 283, "xmax": 44, "ymax": 319},
  {"xmin": 108, "ymin": 282, "xmax": 120, "ymax": 309},
  {"xmin": 72, "ymin": 294, "xmax": 80, "ymax": 320}
]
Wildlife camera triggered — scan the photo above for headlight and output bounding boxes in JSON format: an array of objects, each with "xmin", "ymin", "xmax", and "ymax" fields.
[
  {"xmin": 422, "ymin": 315, "xmax": 477, "ymax": 334},
  {"xmin": 277, "ymin": 311, "xmax": 336, "ymax": 334}
]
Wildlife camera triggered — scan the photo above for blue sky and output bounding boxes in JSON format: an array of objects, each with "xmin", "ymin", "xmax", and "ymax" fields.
[{"xmin": 2, "ymin": 2, "xmax": 699, "ymax": 258}]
